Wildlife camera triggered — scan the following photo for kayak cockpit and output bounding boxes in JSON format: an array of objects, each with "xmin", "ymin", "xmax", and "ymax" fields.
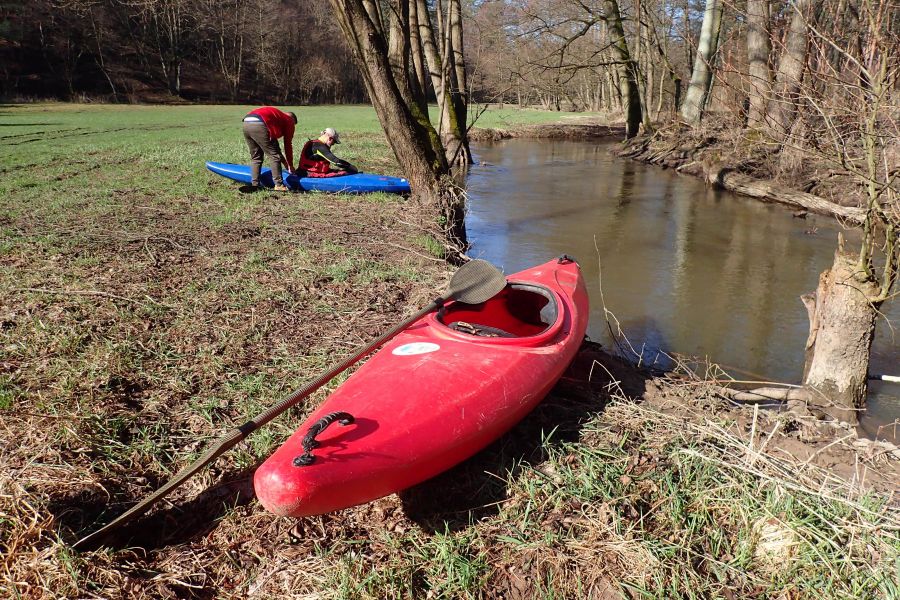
[{"xmin": 437, "ymin": 283, "xmax": 558, "ymax": 338}]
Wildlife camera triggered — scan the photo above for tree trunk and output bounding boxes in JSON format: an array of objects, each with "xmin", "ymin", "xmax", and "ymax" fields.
[
  {"xmin": 681, "ymin": 0, "xmax": 723, "ymax": 124},
  {"xmin": 408, "ymin": 0, "xmax": 429, "ymax": 112},
  {"xmin": 386, "ymin": 0, "xmax": 417, "ymax": 109},
  {"xmin": 603, "ymin": 0, "xmax": 642, "ymax": 138},
  {"xmin": 417, "ymin": 0, "xmax": 470, "ymax": 167},
  {"xmin": 745, "ymin": 0, "xmax": 772, "ymax": 128},
  {"xmin": 328, "ymin": 0, "xmax": 467, "ymax": 250},
  {"xmin": 330, "ymin": 0, "xmax": 446, "ymax": 187},
  {"xmin": 86, "ymin": 7, "xmax": 119, "ymax": 101},
  {"xmin": 635, "ymin": 0, "xmax": 654, "ymax": 133},
  {"xmin": 801, "ymin": 247, "xmax": 881, "ymax": 422},
  {"xmin": 414, "ymin": 0, "xmax": 451, "ymax": 161},
  {"xmin": 766, "ymin": 0, "xmax": 813, "ymax": 143},
  {"xmin": 672, "ymin": 75, "xmax": 682, "ymax": 115},
  {"xmin": 447, "ymin": 0, "xmax": 472, "ymax": 165}
]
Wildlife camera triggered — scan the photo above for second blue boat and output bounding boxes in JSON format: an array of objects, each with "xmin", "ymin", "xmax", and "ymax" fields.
[{"xmin": 206, "ymin": 161, "xmax": 411, "ymax": 194}]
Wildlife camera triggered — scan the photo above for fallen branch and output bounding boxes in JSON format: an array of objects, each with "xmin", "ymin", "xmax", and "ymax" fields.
[
  {"xmin": 720, "ymin": 386, "xmax": 811, "ymax": 403},
  {"xmin": 704, "ymin": 164, "xmax": 867, "ymax": 225}
]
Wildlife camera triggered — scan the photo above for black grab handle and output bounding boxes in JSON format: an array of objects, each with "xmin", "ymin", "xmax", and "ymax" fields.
[{"xmin": 293, "ymin": 411, "xmax": 355, "ymax": 466}]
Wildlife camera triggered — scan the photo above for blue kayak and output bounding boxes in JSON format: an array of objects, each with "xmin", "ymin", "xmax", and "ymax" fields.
[{"xmin": 206, "ymin": 161, "xmax": 411, "ymax": 194}]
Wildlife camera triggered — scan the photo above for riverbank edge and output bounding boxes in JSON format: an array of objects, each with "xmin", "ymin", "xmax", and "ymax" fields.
[
  {"xmin": 614, "ymin": 128, "xmax": 867, "ymax": 224},
  {"xmin": 470, "ymin": 122, "xmax": 626, "ymax": 142},
  {"xmin": 471, "ymin": 120, "xmax": 867, "ymax": 224},
  {"xmin": 460, "ymin": 120, "xmax": 899, "ymax": 595}
]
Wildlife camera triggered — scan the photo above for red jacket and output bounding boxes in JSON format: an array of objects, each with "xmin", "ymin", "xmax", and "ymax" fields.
[
  {"xmin": 248, "ymin": 106, "xmax": 295, "ymax": 169},
  {"xmin": 299, "ymin": 139, "xmax": 356, "ymax": 176},
  {"xmin": 298, "ymin": 139, "xmax": 332, "ymax": 175}
]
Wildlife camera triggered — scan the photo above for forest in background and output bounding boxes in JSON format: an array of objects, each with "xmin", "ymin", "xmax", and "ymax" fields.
[
  {"xmin": 1, "ymin": 0, "xmax": 366, "ymax": 102},
  {"xmin": 7, "ymin": 0, "xmax": 892, "ymax": 115}
]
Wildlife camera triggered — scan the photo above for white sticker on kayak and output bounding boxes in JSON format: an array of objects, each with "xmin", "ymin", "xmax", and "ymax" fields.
[{"xmin": 392, "ymin": 342, "xmax": 440, "ymax": 356}]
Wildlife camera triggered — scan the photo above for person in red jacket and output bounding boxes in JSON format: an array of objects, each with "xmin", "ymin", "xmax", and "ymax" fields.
[
  {"xmin": 298, "ymin": 127, "xmax": 358, "ymax": 177},
  {"xmin": 242, "ymin": 106, "xmax": 297, "ymax": 191}
]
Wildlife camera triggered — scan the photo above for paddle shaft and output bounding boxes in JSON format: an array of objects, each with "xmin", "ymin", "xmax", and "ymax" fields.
[{"xmin": 73, "ymin": 299, "xmax": 440, "ymax": 550}]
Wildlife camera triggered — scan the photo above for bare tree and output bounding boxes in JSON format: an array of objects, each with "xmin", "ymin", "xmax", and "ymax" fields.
[
  {"xmin": 604, "ymin": 0, "xmax": 644, "ymax": 137},
  {"xmin": 327, "ymin": 0, "xmax": 468, "ymax": 250},
  {"xmin": 797, "ymin": 0, "xmax": 899, "ymax": 420},
  {"xmin": 723, "ymin": 0, "xmax": 899, "ymax": 421},
  {"xmin": 197, "ymin": 0, "xmax": 246, "ymax": 100},
  {"xmin": 509, "ymin": 0, "xmax": 645, "ymax": 137},
  {"xmin": 131, "ymin": 0, "xmax": 196, "ymax": 97},
  {"xmin": 765, "ymin": 0, "xmax": 817, "ymax": 142},
  {"xmin": 745, "ymin": 0, "xmax": 772, "ymax": 127},
  {"xmin": 681, "ymin": 0, "xmax": 724, "ymax": 123}
]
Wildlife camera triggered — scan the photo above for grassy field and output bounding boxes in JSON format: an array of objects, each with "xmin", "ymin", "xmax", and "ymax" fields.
[{"xmin": 1, "ymin": 103, "xmax": 898, "ymax": 599}]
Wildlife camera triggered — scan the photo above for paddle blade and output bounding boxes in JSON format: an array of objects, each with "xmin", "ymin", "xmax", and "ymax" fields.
[{"xmin": 447, "ymin": 259, "xmax": 506, "ymax": 304}]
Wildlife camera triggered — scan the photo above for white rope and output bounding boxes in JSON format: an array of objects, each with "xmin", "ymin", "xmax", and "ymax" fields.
[{"xmin": 869, "ymin": 374, "xmax": 900, "ymax": 383}]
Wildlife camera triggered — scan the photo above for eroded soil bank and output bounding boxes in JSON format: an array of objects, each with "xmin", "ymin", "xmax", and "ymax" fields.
[
  {"xmin": 615, "ymin": 121, "xmax": 871, "ymax": 222},
  {"xmin": 470, "ymin": 122, "xmax": 625, "ymax": 142}
]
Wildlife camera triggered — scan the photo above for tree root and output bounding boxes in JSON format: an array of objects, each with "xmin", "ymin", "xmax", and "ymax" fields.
[
  {"xmin": 720, "ymin": 386, "xmax": 812, "ymax": 403},
  {"xmin": 715, "ymin": 384, "xmax": 860, "ymax": 423}
]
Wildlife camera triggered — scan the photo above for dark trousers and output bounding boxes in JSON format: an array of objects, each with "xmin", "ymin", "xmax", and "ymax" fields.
[{"xmin": 242, "ymin": 120, "xmax": 284, "ymax": 185}]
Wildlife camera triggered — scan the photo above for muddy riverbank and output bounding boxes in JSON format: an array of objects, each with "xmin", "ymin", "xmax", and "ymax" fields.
[{"xmin": 614, "ymin": 122, "xmax": 870, "ymax": 222}]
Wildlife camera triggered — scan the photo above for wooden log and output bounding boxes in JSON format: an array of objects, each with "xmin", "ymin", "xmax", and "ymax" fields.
[
  {"xmin": 723, "ymin": 386, "xmax": 810, "ymax": 402},
  {"xmin": 705, "ymin": 164, "xmax": 866, "ymax": 224}
]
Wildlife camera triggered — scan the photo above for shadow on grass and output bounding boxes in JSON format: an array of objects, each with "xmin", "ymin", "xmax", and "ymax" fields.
[
  {"xmin": 0, "ymin": 122, "xmax": 61, "ymax": 126},
  {"xmin": 58, "ymin": 343, "xmax": 651, "ymax": 549},
  {"xmin": 56, "ymin": 467, "xmax": 257, "ymax": 552},
  {"xmin": 398, "ymin": 341, "xmax": 652, "ymax": 533}
]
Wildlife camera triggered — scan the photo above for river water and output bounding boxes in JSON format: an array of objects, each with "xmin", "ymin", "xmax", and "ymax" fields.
[{"xmin": 465, "ymin": 138, "xmax": 899, "ymax": 441}]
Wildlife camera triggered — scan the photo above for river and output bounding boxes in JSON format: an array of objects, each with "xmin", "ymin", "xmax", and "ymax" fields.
[{"xmin": 465, "ymin": 138, "xmax": 899, "ymax": 441}]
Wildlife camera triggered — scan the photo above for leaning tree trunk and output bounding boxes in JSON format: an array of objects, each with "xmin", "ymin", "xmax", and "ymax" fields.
[
  {"xmin": 766, "ymin": 0, "xmax": 813, "ymax": 143},
  {"xmin": 331, "ymin": 0, "xmax": 446, "ymax": 186},
  {"xmin": 801, "ymin": 247, "xmax": 881, "ymax": 422},
  {"xmin": 603, "ymin": 0, "xmax": 642, "ymax": 138},
  {"xmin": 681, "ymin": 0, "xmax": 723, "ymax": 124}
]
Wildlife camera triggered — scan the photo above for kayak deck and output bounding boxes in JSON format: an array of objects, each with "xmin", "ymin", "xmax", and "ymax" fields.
[{"xmin": 205, "ymin": 161, "xmax": 411, "ymax": 194}]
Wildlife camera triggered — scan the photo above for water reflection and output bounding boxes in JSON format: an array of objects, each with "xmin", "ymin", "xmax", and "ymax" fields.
[{"xmin": 465, "ymin": 139, "xmax": 899, "ymax": 439}]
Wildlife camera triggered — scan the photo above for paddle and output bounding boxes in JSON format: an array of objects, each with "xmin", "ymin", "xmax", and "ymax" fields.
[{"xmin": 72, "ymin": 259, "xmax": 507, "ymax": 551}]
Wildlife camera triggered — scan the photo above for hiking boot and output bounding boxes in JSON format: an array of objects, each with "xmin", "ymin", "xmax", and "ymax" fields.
[{"xmin": 273, "ymin": 184, "xmax": 289, "ymax": 192}]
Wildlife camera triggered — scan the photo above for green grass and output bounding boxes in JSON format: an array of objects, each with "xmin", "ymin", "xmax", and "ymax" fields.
[
  {"xmin": 0, "ymin": 102, "xmax": 592, "ymax": 186},
  {"xmin": 283, "ymin": 396, "xmax": 899, "ymax": 599},
  {"xmin": 467, "ymin": 105, "xmax": 605, "ymax": 128},
  {"xmin": 416, "ymin": 234, "xmax": 446, "ymax": 259},
  {"xmin": 0, "ymin": 377, "xmax": 15, "ymax": 410}
]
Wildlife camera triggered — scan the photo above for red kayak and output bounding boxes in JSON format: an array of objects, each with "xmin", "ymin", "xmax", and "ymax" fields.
[{"xmin": 253, "ymin": 256, "xmax": 589, "ymax": 517}]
